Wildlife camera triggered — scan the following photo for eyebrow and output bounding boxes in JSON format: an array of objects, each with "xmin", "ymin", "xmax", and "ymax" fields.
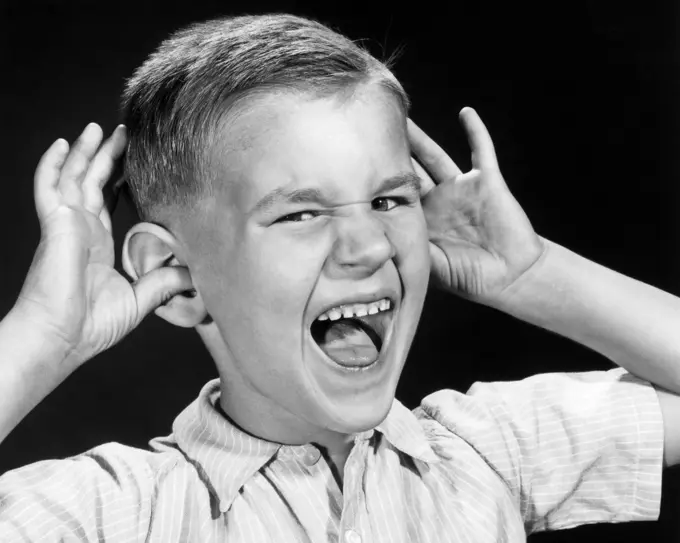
[{"xmin": 250, "ymin": 171, "xmax": 422, "ymax": 215}]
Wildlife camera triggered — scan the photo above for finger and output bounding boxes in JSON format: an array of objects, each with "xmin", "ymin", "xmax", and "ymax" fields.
[
  {"xmin": 82, "ymin": 125, "xmax": 127, "ymax": 214},
  {"xmin": 411, "ymin": 157, "xmax": 436, "ymax": 197},
  {"xmin": 34, "ymin": 139, "xmax": 69, "ymax": 220},
  {"xmin": 459, "ymin": 107, "xmax": 499, "ymax": 170},
  {"xmin": 407, "ymin": 118, "xmax": 463, "ymax": 183},
  {"xmin": 133, "ymin": 266, "xmax": 194, "ymax": 320},
  {"xmin": 99, "ymin": 207, "xmax": 113, "ymax": 234},
  {"xmin": 103, "ymin": 173, "xmax": 130, "ymax": 220},
  {"xmin": 59, "ymin": 123, "xmax": 104, "ymax": 206}
]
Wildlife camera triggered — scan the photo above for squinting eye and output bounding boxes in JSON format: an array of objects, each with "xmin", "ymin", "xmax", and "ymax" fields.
[
  {"xmin": 277, "ymin": 210, "xmax": 320, "ymax": 223},
  {"xmin": 372, "ymin": 197, "xmax": 400, "ymax": 212}
]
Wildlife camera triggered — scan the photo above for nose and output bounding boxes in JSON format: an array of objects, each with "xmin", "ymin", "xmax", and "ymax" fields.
[{"xmin": 328, "ymin": 208, "xmax": 396, "ymax": 279}]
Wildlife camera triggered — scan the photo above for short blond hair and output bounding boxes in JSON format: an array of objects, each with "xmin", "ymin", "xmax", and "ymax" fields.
[{"xmin": 122, "ymin": 13, "xmax": 409, "ymax": 221}]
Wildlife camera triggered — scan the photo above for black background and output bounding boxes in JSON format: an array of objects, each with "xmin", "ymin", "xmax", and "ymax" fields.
[{"xmin": 3, "ymin": 0, "xmax": 680, "ymax": 541}]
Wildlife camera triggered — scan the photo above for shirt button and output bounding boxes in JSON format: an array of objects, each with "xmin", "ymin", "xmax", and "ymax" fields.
[
  {"xmin": 344, "ymin": 529, "xmax": 361, "ymax": 543},
  {"xmin": 303, "ymin": 447, "xmax": 321, "ymax": 466}
]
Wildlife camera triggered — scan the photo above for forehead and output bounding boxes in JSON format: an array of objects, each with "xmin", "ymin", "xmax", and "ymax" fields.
[{"xmin": 208, "ymin": 85, "xmax": 410, "ymax": 212}]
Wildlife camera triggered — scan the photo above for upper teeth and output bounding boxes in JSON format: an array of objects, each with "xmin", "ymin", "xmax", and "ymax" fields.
[{"xmin": 317, "ymin": 298, "xmax": 391, "ymax": 321}]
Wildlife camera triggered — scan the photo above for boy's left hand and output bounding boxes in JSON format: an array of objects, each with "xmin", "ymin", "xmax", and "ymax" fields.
[{"xmin": 409, "ymin": 108, "xmax": 544, "ymax": 306}]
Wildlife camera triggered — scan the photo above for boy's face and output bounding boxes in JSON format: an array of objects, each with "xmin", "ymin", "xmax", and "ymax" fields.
[{"xmin": 184, "ymin": 84, "xmax": 429, "ymax": 439}]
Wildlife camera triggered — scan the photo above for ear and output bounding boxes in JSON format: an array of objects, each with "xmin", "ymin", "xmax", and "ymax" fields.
[{"xmin": 122, "ymin": 222, "xmax": 208, "ymax": 328}]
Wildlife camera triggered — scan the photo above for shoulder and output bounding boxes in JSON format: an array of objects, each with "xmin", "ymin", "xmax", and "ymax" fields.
[
  {"xmin": 3, "ymin": 440, "xmax": 182, "ymax": 484},
  {"xmin": 413, "ymin": 368, "xmax": 651, "ymax": 455},
  {"xmin": 0, "ymin": 438, "xmax": 202, "ymax": 515},
  {"xmin": 0, "ymin": 440, "xmax": 205, "ymax": 541},
  {"xmin": 418, "ymin": 368, "xmax": 636, "ymax": 424}
]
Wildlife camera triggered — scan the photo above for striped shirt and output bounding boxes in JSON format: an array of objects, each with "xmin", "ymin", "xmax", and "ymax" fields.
[{"xmin": 0, "ymin": 368, "xmax": 663, "ymax": 542}]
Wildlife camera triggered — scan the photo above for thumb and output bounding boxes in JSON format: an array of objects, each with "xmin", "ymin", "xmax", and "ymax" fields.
[
  {"xmin": 412, "ymin": 157, "xmax": 436, "ymax": 197},
  {"xmin": 132, "ymin": 265, "xmax": 193, "ymax": 320}
]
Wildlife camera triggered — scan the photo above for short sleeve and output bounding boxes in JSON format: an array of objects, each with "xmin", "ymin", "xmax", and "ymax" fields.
[
  {"xmin": 0, "ymin": 443, "xmax": 164, "ymax": 542},
  {"xmin": 419, "ymin": 368, "xmax": 664, "ymax": 534}
]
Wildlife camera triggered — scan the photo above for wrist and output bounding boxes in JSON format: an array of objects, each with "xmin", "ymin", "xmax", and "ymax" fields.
[
  {"xmin": 488, "ymin": 238, "xmax": 620, "ymax": 341},
  {"xmin": 491, "ymin": 236, "xmax": 555, "ymax": 315},
  {"xmin": 0, "ymin": 305, "xmax": 79, "ymax": 443},
  {"xmin": 4, "ymin": 303, "xmax": 79, "ymax": 375}
]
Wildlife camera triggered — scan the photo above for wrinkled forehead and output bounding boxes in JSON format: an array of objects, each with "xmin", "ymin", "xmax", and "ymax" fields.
[{"xmin": 206, "ymin": 85, "xmax": 410, "ymax": 212}]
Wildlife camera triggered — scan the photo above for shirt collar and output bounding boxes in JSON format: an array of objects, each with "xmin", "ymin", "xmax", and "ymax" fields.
[
  {"xmin": 172, "ymin": 379, "xmax": 281, "ymax": 513},
  {"xmin": 172, "ymin": 379, "xmax": 439, "ymax": 512},
  {"xmin": 375, "ymin": 397, "xmax": 441, "ymax": 465}
]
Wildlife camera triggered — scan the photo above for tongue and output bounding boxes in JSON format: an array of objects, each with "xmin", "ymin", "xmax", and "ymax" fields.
[{"xmin": 320, "ymin": 320, "xmax": 379, "ymax": 367}]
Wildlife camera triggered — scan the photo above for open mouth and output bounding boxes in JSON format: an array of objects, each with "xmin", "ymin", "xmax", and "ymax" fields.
[{"xmin": 310, "ymin": 298, "xmax": 393, "ymax": 369}]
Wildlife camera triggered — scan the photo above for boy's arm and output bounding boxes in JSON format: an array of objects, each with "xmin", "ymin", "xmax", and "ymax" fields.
[
  {"xmin": 0, "ymin": 309, "xmax": 73, "ymax": 443},
  {"xmin": 495, "ymin": 239, "xmax": 680, "ymax": 467},
  {"xmin": 411, "ymin": 109, "xmax": 680, "ymax": 467},
  {"xmin": 0, "ymin": 125, "xmax": 191, "ymax": 444},
  {"xmin": 652, "ymin": 390, "xmax": 680, "ymax": 466}
]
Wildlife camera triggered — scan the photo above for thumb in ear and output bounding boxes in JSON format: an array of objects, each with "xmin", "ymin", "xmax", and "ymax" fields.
[
  {"xmin": 133, "ymin": 264, "xmax": 194, "ymax": 320},
  {"xmin": 122, "ymin": 223, "xmax": 209, "ymax": 328}
]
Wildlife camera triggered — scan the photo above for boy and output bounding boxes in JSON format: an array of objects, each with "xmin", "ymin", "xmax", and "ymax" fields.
[{"xmin": 1, "ymin": 12, "xmax": 680, "ymax": 541}]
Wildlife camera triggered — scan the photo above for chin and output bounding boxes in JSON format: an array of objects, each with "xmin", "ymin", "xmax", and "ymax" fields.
[{"xmin": 321, "ymin": 385, "xmax": 396, "ymax": 435}]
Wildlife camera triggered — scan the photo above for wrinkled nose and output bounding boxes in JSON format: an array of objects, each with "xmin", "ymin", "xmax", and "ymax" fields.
[{"xmin": 327, "ymin": 210, "xmax": 396, "ymax": 279}]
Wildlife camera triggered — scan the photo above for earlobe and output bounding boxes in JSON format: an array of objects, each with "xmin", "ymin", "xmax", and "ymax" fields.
[{"xmin": 122, "ymin": 222, "xmax": 209, "ymax": 328}]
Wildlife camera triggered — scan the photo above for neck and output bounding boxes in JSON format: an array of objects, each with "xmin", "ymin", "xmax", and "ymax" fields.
[
  {"xmin": 316, "ymin": 439, "xmax": 355, "ymax": 487},
  {"xmin": 217, "ymin": 382, "xmax": 354, "ymax": 486},
  {"xmin": 216, "ymin": 366, "xmax": 357, "ymax": 468},
  {"xmin": 202, "ymin": 326, "xmax": 358, "ymax": 484}
]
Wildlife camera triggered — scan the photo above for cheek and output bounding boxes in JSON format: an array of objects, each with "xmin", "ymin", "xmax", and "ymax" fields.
[
  {"xmin": 386, "ymin": 209, "xmax": 430, "ymax": 308},
  {"xmin": 386, "ymin": 207, "xmax": 430, "ymax": 264},
  {"xmin": 247, "ymin": 229, "xmax": 332, "ymax": 314}
]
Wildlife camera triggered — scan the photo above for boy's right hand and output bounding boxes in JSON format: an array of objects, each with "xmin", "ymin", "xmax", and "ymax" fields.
[{"xmin": 12, "ymin": 124, "xmax": 192, "ymax": 375}]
